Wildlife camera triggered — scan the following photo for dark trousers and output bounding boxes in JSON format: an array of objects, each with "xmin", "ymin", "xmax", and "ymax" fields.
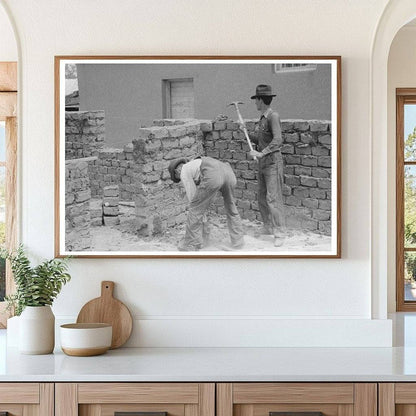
[
  {"xmin": 183, "ymin": 157, "xmax": 244, "ymax": 248},
  {"xmin": 258, "ymin": 151, "xmax": 286, "ymax": 236}
]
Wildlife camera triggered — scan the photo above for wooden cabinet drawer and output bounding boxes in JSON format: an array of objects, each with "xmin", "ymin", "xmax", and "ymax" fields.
[
  {"xmin": 56, "ymin": 383, "xmax": 215, "ymax": 416},
  {"xmin": 217, "ymin": 383, "xmax": 377, "ymax": 416},
  {"xmin": 379, "ymin": 383, "xmax": 416, "ymax": 416},
  {"xmin": 0, "ymin": 383, "xmax": 53, "ymax": 415}
]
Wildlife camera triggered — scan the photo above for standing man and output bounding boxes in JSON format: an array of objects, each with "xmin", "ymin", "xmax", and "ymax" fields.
[
  {"xmin": 247, "ymin": 84, "xmax": 286, "ymax": 247},
  {"xmin": 168, "ymin": 157, "xmax": 245, "ymax": 251}
]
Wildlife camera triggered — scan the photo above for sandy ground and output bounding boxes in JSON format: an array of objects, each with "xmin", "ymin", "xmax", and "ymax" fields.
[{"xmin": 89, "ymin": 203, "xmax": 331, "ymax": 253}]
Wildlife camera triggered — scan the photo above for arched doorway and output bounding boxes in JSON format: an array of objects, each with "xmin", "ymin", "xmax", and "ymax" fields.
[
  {"xmin": 0, "ymin": 0, "xmax": 18, "ymax": 327},
  {"xmin": 371, "ymin": 0, "xmax": 416, "ymax": 319}
]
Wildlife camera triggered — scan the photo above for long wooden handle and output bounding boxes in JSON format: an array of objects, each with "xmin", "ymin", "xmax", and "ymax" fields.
[
  {"xmin": 101, "ymin": 281, "xmax": 115, "ymax": 298},
  {"xmin": 233, "ymin": 104, "xmax": 257, "ymax": 160}
]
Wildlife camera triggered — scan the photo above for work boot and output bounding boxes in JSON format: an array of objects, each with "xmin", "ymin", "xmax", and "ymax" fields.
[
  {"xmin": 273, "ymin": 232, "xmax": 286, "ymax": 247},
  {"xmin": 261, "ymin": 224, "xmax": 273, "ymax": 235},
  {"xmin": 178, "ymin": 241, "xmax": 202, "ymax": 251}
]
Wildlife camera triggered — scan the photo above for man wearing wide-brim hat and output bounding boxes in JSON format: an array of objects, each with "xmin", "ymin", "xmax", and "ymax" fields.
[
  {"xmin": 168, "ymin": 156, "xmax": 245, "ymax": 251},
  {"xmin": 245, "ymin": 84, "xmax": 286, "ymax": 247}
]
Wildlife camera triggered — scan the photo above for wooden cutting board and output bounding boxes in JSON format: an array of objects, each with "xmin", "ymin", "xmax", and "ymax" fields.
[{"xmin": 76, "ymin": 281, "xmax": 133, "ymax": 349}]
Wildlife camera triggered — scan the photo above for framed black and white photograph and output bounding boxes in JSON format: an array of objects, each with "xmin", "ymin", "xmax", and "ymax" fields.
[{"xmin": 55, "ymin": 56, "xmax": 341, "ymax": 258}]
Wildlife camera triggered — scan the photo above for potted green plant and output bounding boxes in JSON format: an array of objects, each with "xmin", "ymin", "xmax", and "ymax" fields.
[{"xmin": 1, "ymin": 245, "xmax": 71, "ymax": 354}]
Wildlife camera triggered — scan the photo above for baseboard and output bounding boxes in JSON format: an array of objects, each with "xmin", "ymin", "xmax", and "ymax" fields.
[{"xmin": 56, "ymin": 317, "xmax": 392, "ymax": 347}]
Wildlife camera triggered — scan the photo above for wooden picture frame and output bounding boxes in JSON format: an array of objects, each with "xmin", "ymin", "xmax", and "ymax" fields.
[{"xmin": 55, "ymin": 56, "xmax": 341, "ymax": 258}]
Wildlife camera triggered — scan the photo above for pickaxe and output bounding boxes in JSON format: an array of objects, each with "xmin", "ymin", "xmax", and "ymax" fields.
[{"xmin": 227, "ymin": 101, "xmax": 257, "ymax": 161}]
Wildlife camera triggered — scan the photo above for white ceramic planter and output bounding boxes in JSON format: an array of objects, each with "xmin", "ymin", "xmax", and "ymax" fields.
[
  {"xmin": 6, "ymin": 315, "xmax": 20, "ymax": 347},
  {"xmin": 19, "ymin": 305, "xmax": 55, "ymax": 354}
]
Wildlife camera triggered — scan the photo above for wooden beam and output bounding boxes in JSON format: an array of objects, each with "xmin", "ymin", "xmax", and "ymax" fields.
[
  {"xmin": 5, "ymin": 116, "xmax": 17, "ymax": 290},
  {"xmin": 0, "ymin": 62, "xmax": 17, "ymax": 92},
  {"xmin": 0, "ymin": 92, "xmax": 17, "ymax": 120}
]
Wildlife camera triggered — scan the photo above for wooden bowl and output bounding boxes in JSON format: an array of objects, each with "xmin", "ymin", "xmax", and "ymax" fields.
[{"xmin": 60, "ymin": 323, "xmax": 112, "ymax": 356}]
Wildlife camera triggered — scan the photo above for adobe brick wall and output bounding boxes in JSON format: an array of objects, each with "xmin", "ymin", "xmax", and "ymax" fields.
[
  {"xmin": 65, "ymin": 111, "xmax": 105, "ymax": 159},
  {"xmin": 203, "ymin": 119, "xmax": 332, "ymax": 234},
  {"xmin": 65, "ymin": 158, "xmax": 94, "ymax": 250},
  {"xmin": 132, "ymin": 119, "xmax": 206, "ymax": 236},
  {"xmin": 87, "ymin": 144, "xmax": 135, "ymax": 200},
  {"xmin": 65, "ymin": 115, "xmax": 332, "ymax": 238}
]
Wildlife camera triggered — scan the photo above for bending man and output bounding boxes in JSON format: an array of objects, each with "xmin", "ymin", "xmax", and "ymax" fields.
[{"xmin": 169, "ymin": 157, "xmax": 245, "ymax": 251}]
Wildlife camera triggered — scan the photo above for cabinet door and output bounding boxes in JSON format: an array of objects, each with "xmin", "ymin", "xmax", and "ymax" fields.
[
  {"xmin": 0, "ymin": 383, "xmax": 53, "ymax": 416},
  {"xmin": 379, "ymin": 383, "xmax": 416, "ymax": 416},
  {"xmin": 56, "ymin": 383, "xmax": 215, "ymax": 416},
  {"xmin": 217, "ymin": 383, "xmax": 377, "ymax": 416}
]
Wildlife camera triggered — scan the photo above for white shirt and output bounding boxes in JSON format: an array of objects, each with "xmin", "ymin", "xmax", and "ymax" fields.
[{"xmin": 180, "ymin": 158, "xmax": 202, "ymax": 202}]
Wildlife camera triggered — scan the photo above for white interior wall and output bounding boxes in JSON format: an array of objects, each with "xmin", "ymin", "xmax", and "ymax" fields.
[
  {"xmin": 387, "ymin": 24, "xmax": 416, "ymax": 312},
  {"xmin": 0, "ymin": 0, "xmax": 394, "ymax": 346},
  {"xmin": 0, "ymin": 3, "xmax": 17, "ymax": 61}
]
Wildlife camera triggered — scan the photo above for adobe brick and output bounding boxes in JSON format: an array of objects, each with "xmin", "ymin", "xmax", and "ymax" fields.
[
  {"xmin": 285, "ymin": 174, "xmax": 301, "ymax": 186},
  {"xmin": 281, "ymin": 144, "xmax": 294, "ymax": 154},
  {"xmin": 283, "ymin": 184, "xmax": 291, "ymax": 196},
  {"xmin": 233, "ymin": 131, "xmax": 245, "ymax": 140},
  {"xmin": 285, "ymin": 195, "xmax": 301, "ymax": 207},
  {"xmin": 295, "ymin": 166, "xmax": 312, "ymax": 176},
  {"xmin": 168, "ymin": 126, "xmax": 187, "ymax": 138},
  {"xmin": 233, "ymin": 151, "xmax": 247, "ymax": 161},
  {"xmin": 295, "ymin": 145, "xmax": 312, "ymax": 155},
  {"xmin": 284, "ymin": 133, "xmax": 299, "ymax": 143},
  {"xmin": 242, "ymin": 170, "xmax": 256, "ymax": 180},
  {"xmin": 293, "ymin": 186, "xmax": 310, "ymax": 198},
  {"xmin": 313, "ymin": 209, "xmax": 331, "ymax": 221},
  {"xmin": 285, "ymin": 155, "xmax": 301, "ymax": 165},
  {"xmin": 220, "ymin": 130, "xmax": 233, "ymax": 140},
  {"xmin": 237, "ymin": 200, "xmax": 251, "ymax": 210},
  {"xmin": 164, "ymin": 148, "xmax": 183, "ymax": 160},
  {"xmin": 180, "ymin": 136, "xmax": 195, "ymax": 147},
  {"xmin": 104, "ymin": 216, "xmax": 120, "ymax": 226},
  {"xmin": 310, "ymin": 121, "xmax": 329, "ymax": 132},
  {"xmin": 312, "ymin": 146, "xmax": 329, "ymax": 156},
  {"xmin": 302, "ymin": 198, "xmax": 319, "ymax": 209},
  {"xmin": 284, "ymin": 166, "xmax": 295, "ymax": 175},
  {"xmin": 294, "ymin": 120, "xmax": 310, "ymax": 131},
  {"xmin": 317, "ymin": 178, "xmax": 331, "ymax": 189},
  {"xmin": 318, "ymin": 156, "xmax": 331, "ymax": 167},
  {"xmin": 103, "ymin": 196, "xmax": 119, "ymax": 207},
  {"xmin": 300, "ymin": 176, "xmax": 317, "ymax": 187},
  {"xmin": 318, "ymin": 134, "xmax": 332, "ymax": 145},
  {"xmin": 312, "ymin": 167, "xmax": 330, "ymax": 178},
  {"xmin": 215, "ymin": 141, "xmax": 229, "ymax": 150},
  {"xmin": 103, "ymin": 185, "xmax": 119, "ymax": 197},
  {"xmin": 247, "ymin": 182, "xmax": 257, "ymax": 191},
  {"xmin": 200, "ymin": 122, "xmax": 213, "ymax": 132},
  {"xmin": 214, "ymin": 121, "xmax": 227, "ymax": 130},
  {"xmin": 281, "ymin": 120, "xmax": 294, "ymax": 131},
  {"xmin": 219, "ymin": 150, "xmax": 232, "ymax": 159},
  {"xmin": 309, "ymin": 188, "xmax": 327, "ymax": 199},
  {"xmin": 302, "ymin": 155, "xmax": 318, "ymax": 166},
  {"xmin": 319, "ymin": 200, "xmax": 331, "ymax": 210},
  {"xmin": 226, "ymin": 121, "xmax": 239, "ymax": 130}
]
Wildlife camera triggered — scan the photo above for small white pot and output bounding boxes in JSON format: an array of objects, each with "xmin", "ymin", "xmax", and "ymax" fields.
[
  {"xmin": 19, "ymin": 306, "xmax": 55, "ymax": 354},
  {"xmin": 60, "ymin": 323, "xmax": 112, "ymax": 356}
]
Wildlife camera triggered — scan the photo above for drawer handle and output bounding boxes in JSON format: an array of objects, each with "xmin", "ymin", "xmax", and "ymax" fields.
[
  {"xmin": 270, "ymin": 413, "xmax": 324, "ymax": 416},
  {"xmin": 115, "ymin": 412, "xmax": 168, "ymax": 416}
]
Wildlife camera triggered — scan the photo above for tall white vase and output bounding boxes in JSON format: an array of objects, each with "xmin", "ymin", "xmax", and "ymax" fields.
[{"xmin": 19, "ymin": 306, "xmax": 55, "ymax": 354}]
